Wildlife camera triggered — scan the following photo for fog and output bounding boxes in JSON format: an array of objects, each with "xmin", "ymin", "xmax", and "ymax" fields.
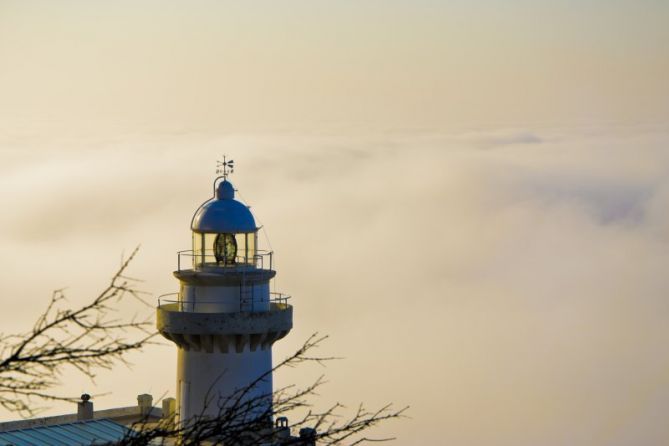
[{"xmin": 1, "ymin": 125, "xmax": 668, "ymax": 445}]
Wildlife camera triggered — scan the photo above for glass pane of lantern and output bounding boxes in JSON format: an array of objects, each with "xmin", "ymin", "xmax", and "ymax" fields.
[
  {"xmin": 248, "ymin": 232, "xmax": 257, "ymax": 265},
  {"xmin": 204, "ymin": 233, "xmax": 218, "ymax": 265},
  {"xmin": 214, "ymin": 233, "xmax": 237, "ymax": 265},
  {"xmin": 192, "ymin": 232, "xmax": 205, "ymax": 269},
  {"xmin": 236, "ymin": 233, "xmax": 247, "ymax": 264}
]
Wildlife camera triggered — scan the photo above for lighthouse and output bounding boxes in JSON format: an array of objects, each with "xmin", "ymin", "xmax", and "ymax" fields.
[{"xmin": 157, "ymin": 164, "xmax": 293, "ymax": 428}]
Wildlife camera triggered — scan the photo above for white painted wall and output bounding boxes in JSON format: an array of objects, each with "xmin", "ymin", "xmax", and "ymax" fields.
[
  {"xmin": 176, "ymin": 275, "xmax": 273, "ymax": 426},
  {"xmin": 179, "ymin": 282, "xmax": 270, "ymax": 313},
  {"xmin": 177, "ymin": 347, "xmax": 273, "ymax": 423}
]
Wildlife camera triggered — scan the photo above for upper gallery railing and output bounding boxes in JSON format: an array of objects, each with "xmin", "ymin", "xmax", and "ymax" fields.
[{"xmin": 177, "ymin": 249, "xmax": 273, "ymax": 272}]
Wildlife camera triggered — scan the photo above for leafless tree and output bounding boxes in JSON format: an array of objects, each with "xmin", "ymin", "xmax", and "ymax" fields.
[
  {"xmin": 0, "ymin": 251, "xmax": 406, "ymax": 444},
  {"xmin": 0, "ymin": 247, "xmax": 155, "ymax": 417},
  {"xmin": 116, "ymin": 334, "xmax": 407, "ymax": 445}
]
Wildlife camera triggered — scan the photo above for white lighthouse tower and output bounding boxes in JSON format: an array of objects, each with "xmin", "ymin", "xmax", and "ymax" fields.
[{"xmin": 157, "ymin": 164, "xmax": 293, "ymax": 429}]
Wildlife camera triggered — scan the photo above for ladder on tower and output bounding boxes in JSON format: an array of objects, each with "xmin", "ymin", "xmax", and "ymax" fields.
[{"xmin": 240, "ymin": 271, "xmax": 254, "ymax": 312}]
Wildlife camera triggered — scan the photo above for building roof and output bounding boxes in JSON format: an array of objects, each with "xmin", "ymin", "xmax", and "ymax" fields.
[{"xmin": 0, "ymin": 418, "xmax": 129, "ymax": 446}]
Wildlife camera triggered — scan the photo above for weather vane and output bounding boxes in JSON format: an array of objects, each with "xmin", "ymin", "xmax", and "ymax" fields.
[{"xmin": 216, "ymin": 155, "xmax": 235, "ymax": 179}]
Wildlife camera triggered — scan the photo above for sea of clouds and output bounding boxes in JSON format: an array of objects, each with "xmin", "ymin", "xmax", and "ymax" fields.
[{"xmin": 1, "ymin": 125, "xmax": 668, "ymax": 445}]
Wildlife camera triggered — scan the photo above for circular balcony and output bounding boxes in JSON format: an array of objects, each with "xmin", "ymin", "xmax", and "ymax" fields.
[
  {"xmin": 174, "ymin": 250, "xmax": 276, "ymax": 285},
  {"xmin": 177, "ymin": 249, "xmax": 274, "ymax": 272},
  {"xmin": 157, "ymin": 302, "xmax": 292, "ymax": 353}
]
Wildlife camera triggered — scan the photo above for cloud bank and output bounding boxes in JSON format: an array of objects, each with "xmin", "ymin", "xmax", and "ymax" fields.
[{"xmin": 1, "ymin": 125, "xmax": 668, "ymax": 445}]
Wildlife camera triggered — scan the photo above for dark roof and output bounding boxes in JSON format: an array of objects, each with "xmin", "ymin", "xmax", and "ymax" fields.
[{"xmin": 0, "ymin": 418, "xmax": 128, "ymax": 446}]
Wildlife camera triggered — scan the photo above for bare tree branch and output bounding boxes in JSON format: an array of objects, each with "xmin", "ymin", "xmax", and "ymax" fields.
[
  {"xmin": 113, "ymin": 335, "xmax": 407, "ymax": 446},
  {"xmin": 0, "ymin": 252, "xmax": 406, "ymax": 444},
  {"xmin": 0, "ymin": 247, "xmax": 156, "ymax": 417}
]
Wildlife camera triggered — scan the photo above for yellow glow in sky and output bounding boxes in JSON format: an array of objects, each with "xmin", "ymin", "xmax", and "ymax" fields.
[
  {"xmin": 0, "ymin": 0, "xmax": 667, "ymax": 132},
  {"xmin": 0, "ymin": 2, "xmax": 668, "ymax": 445}
]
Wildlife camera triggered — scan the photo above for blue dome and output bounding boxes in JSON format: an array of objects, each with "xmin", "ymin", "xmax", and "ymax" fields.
[
  {"xmin": 217, "ymin": 180, "xmax": 235, "ymax": 200},
  {"xmin": 191, "ymin": 180, "xmax": 257, "ymax": 233}
]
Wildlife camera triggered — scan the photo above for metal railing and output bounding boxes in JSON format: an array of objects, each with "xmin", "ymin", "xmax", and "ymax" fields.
[
  {"xmin": 269, "ymin": 292, "xmax": 291, "ymax": 307},
  {"xmin": 176, "ymin": 249, "xmax": 273, "ymax": 272},
  {"xmin": 157, "ymin": 292, "xmax": 290, "ymax": 313},
  {"xmin": 157, "ymin": 293, "xmax": 179, "ymax": 305}
]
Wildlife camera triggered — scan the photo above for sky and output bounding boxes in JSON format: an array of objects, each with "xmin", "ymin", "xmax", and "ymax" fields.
[
  {"xmin": 1, "ymin": 1, "xmax": 669, "ymax": 445},
  {"xmin": 1, "ymin": 0, "xmax": 668, "ymax": 132}
]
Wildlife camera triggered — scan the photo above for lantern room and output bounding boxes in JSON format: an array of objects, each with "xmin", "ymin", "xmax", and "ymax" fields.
[{"xmin": 190, "ymin": 179, "xmax": 258, "ymax": 269}]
